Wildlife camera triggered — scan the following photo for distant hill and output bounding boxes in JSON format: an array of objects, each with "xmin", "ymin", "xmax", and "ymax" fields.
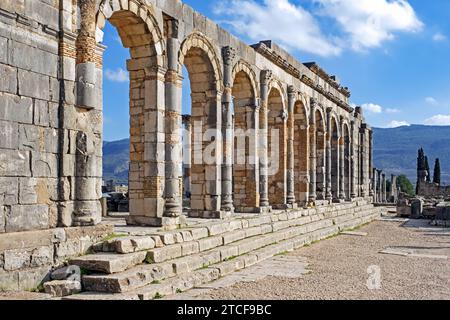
[
  {"xmin": 102, "ymin": 139, "xmax": 130, "ymax": 184},
  {"xmin": 373, "ymin": 125, "xmax": 450, "ymax": 184},
  {"xmin": 103, "ymin": 125, "xmax": 450, "ymax": 185}
]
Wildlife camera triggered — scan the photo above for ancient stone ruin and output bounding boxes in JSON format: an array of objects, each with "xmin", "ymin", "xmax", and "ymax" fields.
[
  {"xmin": 0, "ymin": 0, "xmax": 380, "ymax": 297},
  {"xmin": 396, "ymin": 148, "xmax": 450, "ymax": 223}
]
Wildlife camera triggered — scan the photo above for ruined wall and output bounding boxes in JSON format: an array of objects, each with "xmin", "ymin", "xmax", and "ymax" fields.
[
  {"xmin": 0, "ymin": 0, "xmax": 374, "ymax": 233},
  {"xmin": 0, "ymin": 0, "xmax": 63, "ymax": 234},
  {"xmin": 417, "ymin": 181, "xmax": 450, "ymax": 198}
]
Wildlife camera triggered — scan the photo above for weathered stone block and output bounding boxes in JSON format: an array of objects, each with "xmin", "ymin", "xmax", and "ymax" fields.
[
  {"xmin": 0, "ymin": 120, "xmax": 18, "ymax": 149},
  {"xmin": 18, "ymin": 69, "xmax": 49, "ymax": 100},
  {"xmin": 18, "ymin": 265, "xmax": 52, "ymax": 291},
  {"xmin": 0, "ymin": 177, "xmax": 18, "ymax": 205},
  {"xmin": 30, "ymin": 245, "xmax": 54, "ymax": 267},
  {"xmin": 0, "ymin": 37, "xmax": 7, "ymax": 64},
  {"xmin": 0, "ymin": 63, "xmax": 17, "ymax": 94},
  {"xmin": 32, "ymin": 152, "xmax": 58, "ymax": 178},
  {"xmin": 0, "ymin": 149, "xmax": 31, "ymax": 177},
  {"xmin": 5, "ymin": 204, "xmax": 49, "ymax": 232},
  {"xmin": 10, "ymin": 40, "xmax": 58, "ymax": 77},
  {"xmin": 0, "ymin": 93, "xmax": 33, "ymax": 124},
  {"xmin": 44, "ymin": 280, "xmax": 82, "ymax": 297},
  {"xmin": 4, "ymin": 248, "xmax": 30, "ymax": 271}
]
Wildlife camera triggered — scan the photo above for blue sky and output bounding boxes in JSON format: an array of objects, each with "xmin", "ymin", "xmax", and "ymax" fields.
[{"xmin": 102, "ymin": 0, "xmax": 450, "ymax": 141}]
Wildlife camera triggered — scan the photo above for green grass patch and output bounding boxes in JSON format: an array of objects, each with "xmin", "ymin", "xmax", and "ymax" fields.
[
  {"xmin": 151, "ymin": 280, "xmax": 160, "ymax": 285},
  {"xmin": 153, "ymin": 292, "xmax": 164, "ymax": 299},
  {"xmin": 102, "ymin": 233, "xmax": 128, "ymax": 242}
]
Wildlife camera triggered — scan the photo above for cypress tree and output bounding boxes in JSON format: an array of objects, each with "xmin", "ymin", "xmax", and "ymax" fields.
[
  {"xmin": 433, "ymin": 158, "xmax": 441, "ymax": 185},
  {"xmin": 425, "ymin": 156, "xmax": 431, "ymax": 182}
]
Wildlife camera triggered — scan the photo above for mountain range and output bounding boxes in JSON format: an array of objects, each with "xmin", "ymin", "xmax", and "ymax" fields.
[{"xmin": 103, "ymin": 125, "xmax": 450, "ymax": 185}]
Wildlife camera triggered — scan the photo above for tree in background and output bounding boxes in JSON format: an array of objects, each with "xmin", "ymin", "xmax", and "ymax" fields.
[
  {"xmin": 425, "ymin": 156, "xmax": 431, "ymax": 182},
  {"xmin": 433, "ymin": 158, "xmax": 441, "ymax": 186},
  {"xmin": 397, "ymin": 175, "xmax": 415, "ymax": 196}
]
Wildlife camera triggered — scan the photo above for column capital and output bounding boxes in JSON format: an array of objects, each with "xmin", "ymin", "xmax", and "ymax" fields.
[
  {"xmin": 287, "ymin": 85, "xmax": 296, "ymax": 95},
  {"xmin": 261, "ymin": 69, "xmax": 273, "ymax": 85},
  {"xmin": 222, "ymin": 46, "xmax": 237, "ymax": 66}
]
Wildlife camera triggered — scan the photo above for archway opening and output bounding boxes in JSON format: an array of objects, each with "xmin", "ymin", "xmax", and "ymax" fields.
[
  {"xmin": 99, "ymin": 9, "xmax": 158, "ymax": 217},
  {"xmin": 294, "ymin": 101, "xmax": 309, "ymax": 205},
  {"xmin": 181, "ymin": 45, "xmax": 221, "ymax": 214},
  {"xmin": 343, "ymin": 124, "xmax": 351, "ymax": 200},
  {"xmin": 267, "ymin": 87, "xmax": 286, "ymax": 207},
  {"xmin": 330, "ymin": 118, "xmax": 339, "ymax": 199},
  {"xmin": 232, "ymin": 70, "xmax": 257, "ymax": 212},
  {"xmin": 315, "ymin": 110, "xmax": 326, "ymax": 200}
]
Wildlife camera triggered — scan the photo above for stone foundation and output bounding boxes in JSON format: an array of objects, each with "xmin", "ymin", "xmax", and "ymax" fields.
[{"xmin": 0, "ymin": 223, "xmax": 113, "ymax": 291}]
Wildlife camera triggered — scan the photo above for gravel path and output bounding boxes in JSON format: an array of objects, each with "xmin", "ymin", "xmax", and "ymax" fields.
[{"xmin": 192, "ymin": 220, "xmax": 450, "ymax": 300}]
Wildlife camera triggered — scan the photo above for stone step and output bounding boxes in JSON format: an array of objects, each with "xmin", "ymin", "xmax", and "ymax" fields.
[
  {"xmin": 78, "ymin": 209, "xmax": 380, "ymax": 293},
  {"xmin": 69, "ymin": 251, "xmax": 147, "ymax": 274},
  {"xmin": 94, "ymin": 201, "xmax": 375, "ymax": 255},
  {"xmin": 64, "ymin": 211, "xmax": 380, "ymax": 300},
  {"xmin": 71, "ymin": 205, "xmax": 380, "ymax": 276}
]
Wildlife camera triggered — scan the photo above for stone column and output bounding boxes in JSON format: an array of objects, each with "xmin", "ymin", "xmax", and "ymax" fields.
[
  {"xmin": 309, "ymin": 99, "xmax": 317, "ymax": 203},
  {"xmin": 350, "ymin": 121, "xmax": 357, "ymax": 198},
  {"xmin": 164, "ymin": 20, "xmax": 183, "ymax": 219},
  {"xmin": 372, "ymin": 168, "xmax": 378, "ymax": 203},
  {"xmin": 259, "ymin": 70, "xmax": 272, "ymax": 209},
  {"xmin": 72, "ymin": 0, "xmax": 101, "ymax": 226},
  {"xmin": 359, "ymin": 127, "xmax": 366, "ymax": 197},
  {"xmin": 182, "ymin": 115, "xmax": 192, "ymax": 206},
  {"xmin": 325, "ymin": 108, "xmax": 333, "ymax": 201},
  {"xmin": 221, "ymin": 46, "xmax": 236, "ymax": 212},
  {"xmin": 377, "ymin": 170, "xmax": 382, "ymax": 202},
  {"xmin": 382, "ymin": 173, "xmax": 387, "ymax": 203},
  {"xmin": 339, "ymin": 118, "xmax": 345, "ymax": 200},
  {"xmin": 286, "ymin": 86, "xmax": 296, "ymax": 206},
  {"xmin": 391, "ymin": 174, "xmax": 397, "ymax": 203},
  {"xmin": 368, "ymin": 129, "xmax": 374, "ymax": 197}
]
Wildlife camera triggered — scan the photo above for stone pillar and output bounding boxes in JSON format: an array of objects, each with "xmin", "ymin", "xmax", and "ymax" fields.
[
  {"xmin": 360, "ymin": 127, "xmax": 366, "ymax": 197},
  {"xmin": 286, "ymin": 86, "xmax": 296, "ymax": 206},
  {"xmin": 221, "ymin": 46, "xmax": 236, "ymax": 212},
  {"xmin": 382, "ymin": 173, "xmax": 387, "ymax": 203},
  {"xmin": 309, "ymin": 99, "xmax": 317, "ymax": 203},
  {"xmin": 164, "ymin": 20, "xmax": 183, "ymax": 220},
  {"xmin": 182, "ymin": 115, "xmax": 192, "ymax": 207},
  {"xmin": 372, "ymin": 168, "xmax": 378, "ymax": 203},
  {"xmin": 325, "ymin": 108, "xmax": 333, "ymax": 201},
  {"xmin": 339, "ymin": 118, "xmax": 345, "ymax": 200},
  {"xmin": 377, "ymin": 170, "xmax": 383, "ymax": 202},
  {"xmin": 391, "ymin": 174, "xmax": 398, "ymax": 203},
  {"xmin": 350, "ymin": 121, "xmax": 357, "ymax": 198},
  {"xmin": 259, "ymin": 70, "xmax": 272, "ymax": 209},
  {"xmin": 368, "ymin": 129, "xmax": 374, "ymax": 197},
  {"xmin": 72, "ymin": 0, "xmax": 101, "ymax": 226}
]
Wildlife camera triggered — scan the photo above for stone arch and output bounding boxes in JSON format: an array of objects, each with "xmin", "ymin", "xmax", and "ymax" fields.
[
  {"xmin": 77, "ymin": 0, "xmax": 168, "ymax": 223},
  {"xmin": 330, "ymin": 115, "xmax": 340, "ymax": 199},
  {"xmin": 178, "ymin": 32, "xmax": 223, "ymax": 92},
  {"xmin": 232, "ymin": 64, "xmax": 259, "ymax": 212},
  {"xmin": 267, "ymin": 85, "xmax": 287, "ymax": 207},
  {"xmin": 294, "ymin": 99, "xmax": 309, "ymax": 204},
  {"xmin": 232, "ymin": 61, "xmax": 259, "ymax": 101},
  {"xmin": 314, "ymin": 107, "xmax": 326, "ymax": 200},
  {"xmin": 179, "ymin": 32, "xmax": 223, "ymax": 214},
  {"xmin": 96, "ymin": 0, "xmax": 165, "ymax": 66}
]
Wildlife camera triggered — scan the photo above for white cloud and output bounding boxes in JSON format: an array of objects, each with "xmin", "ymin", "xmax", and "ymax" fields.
[
  {"xmin": 213, "ymin": 0, "xmax": 422, "ymax": 57},
  {"xmin": 387, "ymin": 120, "xmax": 410, "ymax": 128},
  {"xmin": 425, "ymin": 97, "xmax": 438, "ymax": 105},
  {"xmin": 424, "ymin": 115, "xmax": 450, "ymax": 126},
  {"xmin": 433, "ymin": 32, "xmax": 447, "ymax": 42},
  {"xmin": 361, "ymin": 103, "xmax": 383, "ymax": 113},
  {"xmin": 105, "ymin": 68, "xmax": 128, "ymax": 83},
  {"xmin": 386, "ymin": 108, "xmax": 400, "ymax": 114},
  {"xmin": 315, "ymin": 0, "xmax": 423, "ymax": 51},
  {"xmin": 213, "ymin": 0, "xmax": 341, "ymax": 57}
]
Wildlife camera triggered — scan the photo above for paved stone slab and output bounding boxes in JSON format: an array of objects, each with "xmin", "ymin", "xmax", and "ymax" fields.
[
  {"xmin": 341, "ymin": 231, "xmax": 368, "ymax": 236},
  {"xmin": 70, "ymin": 252, "xmax": 147, "ymax": 274},
  {"xmin": 44, "ymin": 280, "xmax": 82, "ymax": 297}
]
